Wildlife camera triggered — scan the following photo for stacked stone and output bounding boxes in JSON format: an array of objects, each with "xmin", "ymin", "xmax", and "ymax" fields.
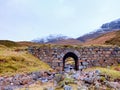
[{"xmin": 28, "ymin": 46, "xmax": 120, "ymax": 71}]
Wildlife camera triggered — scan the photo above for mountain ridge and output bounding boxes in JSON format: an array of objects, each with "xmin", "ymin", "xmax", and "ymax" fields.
[
  {"xmin": 82, "ymin": 31, "xmax": 117, "ymax": 45},
  {"xmin": 32, "ymin": 18, "xmax": 120, "ymax": 45},
  {"xmin": 77, "ymin": 18, "xmax": 120, "ymax": 42}
]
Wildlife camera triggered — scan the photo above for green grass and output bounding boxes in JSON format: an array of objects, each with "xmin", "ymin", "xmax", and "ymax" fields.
[{"xmin": 0, "ymin": 47, "xmax": 51, "ymax": 76}]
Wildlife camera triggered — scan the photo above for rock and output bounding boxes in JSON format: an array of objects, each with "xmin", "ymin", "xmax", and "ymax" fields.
[
  {"xmin": 117, "ymin": 59, "xmax": 120, "ymax": 64},
  {"xmin": 105, "ymin": 81, "xmax": 120, "ymax": 89},
  {"xmin": 47, "ymin": 86, "xmax": 54, "ymax": 90},
  {"xmin": 64, "ymin": 85, "xmax": 72, "ymax": 90},
  {"xmin": 79, "ymin": 66, "xmax": 84, "ymax": 70},
  {"xmin": 4, "ymin": 77, "xmax": 13, "ymax": 85},
  {"xmin": 84, "ymin": 77, "xmax": 93, "ymax": 84},
  {"xmin": 77, "ymin": 85, "xmax": 88, "ymax": 90},
  {"xmin": 19, "ymin": 75, "xmax": 33, "ymax": 85},
  {"xmin": 12, "ymin": 78, "xmax": 20, "ymax": 85},
  {"xmin": 94, "ymin": 81, "xmax": 101, "ymax": 89},
  {"xmin": 95, "ymin": 70, "xmax": 101, "ymax": 74},
  {"xmin": 12, "ymin": 74, "xmax": 21, "ymax": 85},
  {"xmin": 39, "ymin": 77, "xmax": 48, "ymax": 83},
  {"xmin": 31, "ymin": 73, "xmax": 39, "ymax": 81},
  {"xmin": 32, "ymin": 71, "xmax": 41, "ymax": 78},
  {"xmin": 4, "ymin": 86, "xmax": 13, "ymax": 90},
  {"xmin": 0, "ymin": 77, "xmax": 4, "ymax": 81},
  {"xmin": 0, "ymin": 86, "xmax": 4, "ymax": 90}
]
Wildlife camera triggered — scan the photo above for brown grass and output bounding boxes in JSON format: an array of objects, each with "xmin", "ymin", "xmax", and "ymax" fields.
[
  {"xmin": 17, "ymin": 41, "xmax": 41, "ymax": 47},
  {"xmin": 0, "ymin": 47, "xmax": 51, "ymax": 76},
  {"xmin": 83, "ymin": 31, "xmax": 116, "ymax": 45},
  {"xmin": 105, "ymin": 30, "xmax": 120, "ymax": 46}
]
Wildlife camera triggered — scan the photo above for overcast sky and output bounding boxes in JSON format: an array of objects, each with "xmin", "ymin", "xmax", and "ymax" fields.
[{"xmin": 0, "ymin": 0, "xmax": 120, "ymax": 41}]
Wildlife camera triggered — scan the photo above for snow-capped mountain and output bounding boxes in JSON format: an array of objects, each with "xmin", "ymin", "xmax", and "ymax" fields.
[{"xmin": 77, "ymin": 18, "xmax": 120, "ymax": 42}]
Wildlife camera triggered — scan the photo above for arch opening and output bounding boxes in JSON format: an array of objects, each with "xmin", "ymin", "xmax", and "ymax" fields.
[{"xmin": 63, "ymin": 52, "xmax": 79, "ymax": 71}]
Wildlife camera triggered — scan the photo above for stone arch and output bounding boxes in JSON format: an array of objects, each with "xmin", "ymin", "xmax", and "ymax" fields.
[{"xmin": 63, "ymin": 52, "xmax": 79, "ymax": 71}]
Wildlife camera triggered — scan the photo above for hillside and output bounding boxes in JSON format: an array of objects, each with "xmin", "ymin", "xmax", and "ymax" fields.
[
  {"xmin": 17, "ymin": 41, "xmax": 41, "ymax": 46},
  {"xmin": 48, "ymin": 38, "xmax": 81, "ymax": 45},
  {"xmin": 105, "ymin": 30, "xmax": 120, "ymax": 46},
  {"xmin": 0, "ymin": 40, "xmax": 20, "ymax": 47},
  {"xmin": 82, "ymin": 30, "xmax": 120, "ymax": 46},
  {"xmin": 77, "ymin": 18, "xmax": 120, "ymax": 42},
  {"xmin": 0, "ymin": 40, "xmax": 41, "ymax": 48},
  {"xmin": 83, "ymin": 31, "xmax": 117, "ymax": 45},
  {"xmin": 0, "ymin": 45, "xmax": 51, "ymax": 76}
]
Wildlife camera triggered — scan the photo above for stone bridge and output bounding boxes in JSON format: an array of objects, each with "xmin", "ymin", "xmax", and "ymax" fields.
[{"xmin": 28, "ymin": 45, "xmax": 120, "ymax": 71}]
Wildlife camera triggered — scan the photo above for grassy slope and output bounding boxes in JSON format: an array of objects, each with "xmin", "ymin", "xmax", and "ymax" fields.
[
  {"xmin": 17, "ymin": 41, "xmax": 41, "ymax": 47},
  {"xmin": 0, "ymin": 40, "xmax": 41, "ymax": 47},
  {"xmin": 0, "ymin": 46, "xmax": 51, "ymax": 76},
  {"xmin": 0, "ymin": 40, "xmax": 20, "ymax": 47},
  {"xmin": 83, "ymin": 31, "xmax": 116, "ymax": 45},
  {"xmin": 105, "ymin": 30, "xmax": 120, "ymax": 46}
]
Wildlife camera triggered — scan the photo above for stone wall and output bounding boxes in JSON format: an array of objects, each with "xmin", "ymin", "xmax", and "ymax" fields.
[{"xmin": 28, "ymin": 45, "xmax": 120, "ymax": 70}]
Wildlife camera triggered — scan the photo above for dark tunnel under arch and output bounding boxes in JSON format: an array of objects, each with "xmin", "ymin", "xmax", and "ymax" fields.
[{"xmin": 63, "ymin": 52, "xmax": 79, "ymax": 71}]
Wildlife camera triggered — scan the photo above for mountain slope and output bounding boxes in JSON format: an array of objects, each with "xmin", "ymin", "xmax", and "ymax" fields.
[
  {"xmin": 105, "ymin": 30, "xmax": 120, "ymax": 46},
  {"xmin": 83, "ymin": 31, "xmax": 117, "ymax": 45},
  {"xmin": 48, "ymin": 38, "xmax": 81, "ymax": 45},
  {"xmin": 82, "ymin": 30, "xmax": 120, "ymax": 46},
  {"xmin": 32, "ymin": 34, "xmax": 69, "ymax": 44},
  {"xmin": 77, "ymin": 18, "xmax": 120, "ymax": 42}
]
